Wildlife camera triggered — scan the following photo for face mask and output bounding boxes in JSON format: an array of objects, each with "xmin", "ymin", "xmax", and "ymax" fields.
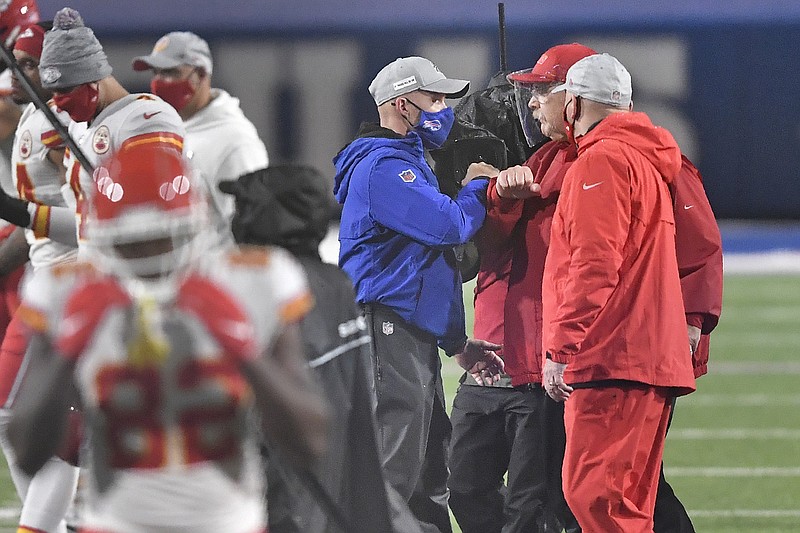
[
  {"xmin": 562, "ymin": 96, "xmax": 582, "ymax": 147},
  {"xmin": 404, "ymin": 99, "xmax": 454, "ymax": 150},
  {"xmin": 53, "ymin": 83, "xmax": 99, "ymax": 122},
  {"xmin": 150, "ymin": 77, "xmax": 195, "ymax": 112}
]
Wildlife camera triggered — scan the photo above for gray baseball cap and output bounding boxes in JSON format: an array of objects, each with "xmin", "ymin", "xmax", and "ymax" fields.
[
  {"xmin": 551, "ymin": 53, "xmax": 632, "ymax": 108},
  {"xmin": 369, "ymin": 56, "xmax": 469, "ymax": 106},
  {"xmin": 132, "ymin": 31, "xmax": 213, "ymax": 74}
]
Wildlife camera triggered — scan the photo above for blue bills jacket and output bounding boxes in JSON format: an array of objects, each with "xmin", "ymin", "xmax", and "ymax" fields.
[{"xmin": 333, "ymin": 123, "xmax": 487, "ymax": 354}]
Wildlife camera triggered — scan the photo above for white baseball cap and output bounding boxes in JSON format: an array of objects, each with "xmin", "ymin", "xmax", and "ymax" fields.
[
  {"xmin": 369, "ymin": 56, "xmax": 470, "ymax": 106},
  {"xmin": 551, "ymin": 53, "xmax": 632, "ymax": 108}
]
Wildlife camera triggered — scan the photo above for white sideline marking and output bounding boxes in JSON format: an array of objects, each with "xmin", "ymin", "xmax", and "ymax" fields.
[
  {"xmin": 442, "ymin": 361, "xmax": 800, "ymax": 380},
  {"xmin": 683, "ymin": 393, "xmax": 800, "ymax": 406},
  {"xmin": 724, "ymin": 251, "xmax": 800, "ymax": 274},
  {"xmin": 667, "ymin": 467, "xmax": 800, "ymax": 477},
  {"xmin": 3, "ymin": 506, "xmax": 799, "ymax": 521},
  {"xmin": 689, "ymin": 509, "xmax": 800, "ymax": 518},
  {"xmin": 0, "ymin": 506, "xmax": 18, "ymax": 519},
  {"xmin": 710, "ymin": 361, "xmax": 800, "ymax": 374},
  {"xmin": 670, "ymin": 428, "xmax": 800, "ymax": 439}
]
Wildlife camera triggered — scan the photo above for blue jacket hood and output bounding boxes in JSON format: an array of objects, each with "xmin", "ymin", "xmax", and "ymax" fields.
[
  {"xmin": 332, "ymin": 121, "xmax": 489, "ymax": 351},
  {"xmin": 333, "ymin": 123, "xmax": 422, "ymax": 203}
]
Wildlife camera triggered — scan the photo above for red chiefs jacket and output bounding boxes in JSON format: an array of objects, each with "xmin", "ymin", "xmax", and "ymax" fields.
[
  {"xmin": 541, "ymin": 112, "xmax": 695, "ymax": 394},
  {"xmin": 474, "ymin": 140, "xmax": 576, "ymax": 386},
  {"xmin": 671, "ymin": 156, "xmax": 723, "ymax": 377},
  {"xmin": 476, "ymin": 128, "xmax": 722, "ymax": 387}
]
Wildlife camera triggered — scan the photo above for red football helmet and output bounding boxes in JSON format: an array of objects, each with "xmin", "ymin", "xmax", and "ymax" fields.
[
  {"xmin": 85, "ymin": 144, "xmax": 207, "ymax": 281},
  {"xmin": 0, "ymin": 0, "xmax": 39, "ymax": 47}
]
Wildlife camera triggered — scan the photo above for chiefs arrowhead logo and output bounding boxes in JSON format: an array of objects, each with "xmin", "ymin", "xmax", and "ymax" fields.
[
  {"xmin": 19, "ymin": 130, "xmax": 32, "ymax": 158},
  {"xmin": 398, "ymin": 169, "xmax": 416, "ymax": 183},
  {"xmin": 41, "ymin": 66, "xmax": 61, "ymax": 85},
  {"xmin": 92, "ymin": 125, "xmax": 111, "ymax": 154}
]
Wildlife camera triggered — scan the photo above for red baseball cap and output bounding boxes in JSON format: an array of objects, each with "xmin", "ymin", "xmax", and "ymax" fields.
[
  {"xmin": 508, "ymin": 43, "xmax": 597, "ymax": 84},
  {"xmin": 13, "ymin": 23, "xmax": 45, "ymax": 60}
]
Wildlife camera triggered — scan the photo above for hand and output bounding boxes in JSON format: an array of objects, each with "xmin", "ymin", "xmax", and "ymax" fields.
[
  {"xmin": 495, "ymin": 165, "xmax": 541, "ymax": 199},
  {"xmin": 0, "ymin": 188, "xmax": 31, "ymax": 228},
  {"xmin": 543, "ymin": 358, "xmax": 573, "ymax": 402},
  {"xmin": 687, "ymin": 324, "xmax": 701, "ymax": 356},
  {"xmin": 463, "ymin": 162, "xmax": 500, "ymax": 186},
  {"xmin": 454, "ymin": 338, "xmax": 504, "ymax": 386}
]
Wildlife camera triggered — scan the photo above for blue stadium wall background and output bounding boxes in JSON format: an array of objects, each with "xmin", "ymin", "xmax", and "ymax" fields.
[{"xmin": 36, "ymin": 0, "xmax": 800, "ymax": 219}]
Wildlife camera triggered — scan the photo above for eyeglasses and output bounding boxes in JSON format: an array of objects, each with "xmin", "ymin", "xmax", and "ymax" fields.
[{"xmin": 518, "ymin": 82, "xmax": 560, "ymax": 104}]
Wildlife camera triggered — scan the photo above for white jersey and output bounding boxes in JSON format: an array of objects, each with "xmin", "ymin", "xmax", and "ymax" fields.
[
  {"xmin": 63, "ymin": 94, "xmax": 185, "ymax": 246},
  {"xmin": 0, "ymin": 70, "xmax": 15, "ymax": 233},
  {"xmin": 184, "ymin": 89, "xmax": 268, "ymax": 249},
  {"xmin": 19, "ymin": 246, "xmax": 311, "ymax": 532},
  {"xmin": 12, "ymin": 102, "xmax": 80, "ymax": 270}
]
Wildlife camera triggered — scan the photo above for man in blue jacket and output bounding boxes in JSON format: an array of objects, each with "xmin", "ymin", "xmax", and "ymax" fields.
[{"xmin": 333, "ymin": 56, "xmax": 504, "ymax": 533}]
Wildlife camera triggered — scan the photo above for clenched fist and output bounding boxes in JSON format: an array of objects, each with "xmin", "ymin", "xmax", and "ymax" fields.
[{"xmin": 495, "ymin": 165, "xmax": 541, "ymax": 199}]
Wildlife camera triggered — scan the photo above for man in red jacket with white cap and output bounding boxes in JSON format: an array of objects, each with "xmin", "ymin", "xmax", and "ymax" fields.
[
  {"xmin": 500, "ymin": 45, "xmax": 721, "ymax": 533},
  {"xmin": 452, "ymin": 41, "xmax": 722, "ymax": 532},
  {"xmin": 541, "ymin": 53, "xmax": 695, "ymax": 532}
]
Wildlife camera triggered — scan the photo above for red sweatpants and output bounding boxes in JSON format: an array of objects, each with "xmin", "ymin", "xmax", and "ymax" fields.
[
  {"xmin": 0, "ymin": 264, "xmax": 23, "ymax": 344},
  {"xmin": 562, "ymin": 386, "xmax": 671, "ymax": 533}
]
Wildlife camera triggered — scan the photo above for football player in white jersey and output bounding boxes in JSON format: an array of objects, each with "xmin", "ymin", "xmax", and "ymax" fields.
[
  {"xmin": 133, "ymin": 31, "xmax": 269, "ymax": 250},
  {"xmin": 31, "ymin": 7, "xmax": 186, "ymax": 248},
  {"xmin": 0, "ymin": 8, "xmax": 186, "ymax": 250},
  {"xmin": 0, "ymin": 21, "xmax": 83, "ymax": 533},
  {"xmin": 0, "ymin": 0, "xmax": 39, "ymax": 351},
  {"xmin": 10, "ymin": 21, "xmax": 79, "ymax": 270},
  {"xmin": 8, "ymin": 143, "xmax": 328, "ymax": 532}
]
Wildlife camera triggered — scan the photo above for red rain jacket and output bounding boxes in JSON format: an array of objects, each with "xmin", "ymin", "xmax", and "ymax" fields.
[
  {"xmin": 541, "ymin": 112, "xmax": 695, "ymax": 393},
  {"xmin": 476, "ymin": 124, "xmax": 722, "ymax": 386},
  {"xmin": 670, "ymin": 156, "xmax": 723, "ymax": 377},
  {"xmin": 474, "ymin": 140, "xmax": 575, "ymax": 385}
]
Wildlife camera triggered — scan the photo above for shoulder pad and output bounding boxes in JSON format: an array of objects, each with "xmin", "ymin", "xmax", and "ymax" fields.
[
  {"xmin": 226, "ymin": 246, "xmax": 272, "ymax": 268},
  {"xmin": 50, "ymin": 261, "xmax": 97, "ymax": 280}
]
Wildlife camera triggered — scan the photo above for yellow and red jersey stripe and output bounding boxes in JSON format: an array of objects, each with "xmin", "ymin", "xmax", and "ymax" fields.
[
  {"xmin": 40, "ymin": 129, "xmax": 66, "ymax": 149},
  {"xmin": 15, "ymin": 163, "xmax": 38, "ymax": 202},
  {"xmin": 119, "ymin": 131, "xmax": 183, "ymax": 153}
]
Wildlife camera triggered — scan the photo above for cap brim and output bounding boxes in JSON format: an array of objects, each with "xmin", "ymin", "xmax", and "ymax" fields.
[
  {"xmin": 422, "ymin": 78, "xmax": 470, "ymax": 99},
  {"xmin": 507, "ymin": 71, "xmax": 557, "ymax": 84},
  {"xmin": 218, "ymin": 180, "xmax": 238, "ymax": 195},
  {"xmin": 550, "ymin": 82, "xmax": 568, "ymax": 93},
  {"xmin": 132, "ymin": 54, "xmax": 182, "ymax": 72}
]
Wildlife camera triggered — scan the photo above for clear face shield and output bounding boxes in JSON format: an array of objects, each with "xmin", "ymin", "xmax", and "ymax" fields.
[{"xmin": 508, "ymin": 69, "xmax": 558, "ymax": 147}]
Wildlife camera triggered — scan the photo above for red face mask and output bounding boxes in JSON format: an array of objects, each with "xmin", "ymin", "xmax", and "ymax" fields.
[
  {"xmin": 53, "ymin": 83, "xmax": 100, "ymax": 123},
  {"xmin": 150, "ymin": 78, "xmax": 195, "ymax": 112}
]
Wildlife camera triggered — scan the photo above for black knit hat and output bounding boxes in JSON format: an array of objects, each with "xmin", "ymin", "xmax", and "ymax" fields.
[{"xmin": 219, "ymin": 165, "xmax": 335, "ymax": 256}]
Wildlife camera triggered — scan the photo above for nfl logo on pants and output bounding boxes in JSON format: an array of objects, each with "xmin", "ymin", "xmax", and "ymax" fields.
[{"xmin": 382, "ymin": 321, "xmax": 394, "ymax": 335}]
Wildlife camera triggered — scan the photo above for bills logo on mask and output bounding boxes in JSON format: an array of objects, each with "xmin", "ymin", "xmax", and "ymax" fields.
[
  {"xmin": 421, "ymin": 119, "xmax": 442, "ymax": 132},
  {"xmin": 413, "ymin": 107, "xmax": 454, "ymax": 150}
]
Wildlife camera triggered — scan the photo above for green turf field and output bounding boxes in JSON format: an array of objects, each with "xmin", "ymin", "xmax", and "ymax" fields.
[{"xmin": 1, "ymin": 274, "xmax": 798, "ymax": 532}]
